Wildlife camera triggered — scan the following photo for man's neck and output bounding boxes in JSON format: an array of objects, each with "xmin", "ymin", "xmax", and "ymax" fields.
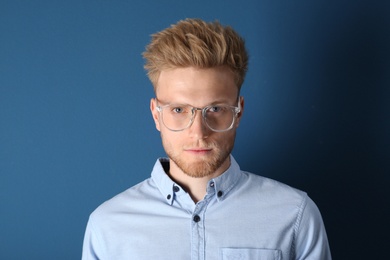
[
  {"xmin": 167, "ymin": 160, "xmax": 229, "ymax": 203},
  {"xmin": 171, "ymin": 174, "xmax": 210, "ymax": 203}
]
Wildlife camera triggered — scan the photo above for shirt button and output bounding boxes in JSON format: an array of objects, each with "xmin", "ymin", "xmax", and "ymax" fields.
[
  {"xmin": 217, "ymin": 191, "xmax": 223, "ymax": 197},
  {"xmin": 210, "ymin": 182, "xmax": 215, "ymax": 187},
  {"xmin": 167, "ymin": 194, "xmax": 171, "ymax": 200},
  {"xmin": 173, "ymin": 186, "xmax": 180, "ymax": 192},
  {"xmin": 193, "ymin": 215, "xmax": 201, "ymax": 223}
]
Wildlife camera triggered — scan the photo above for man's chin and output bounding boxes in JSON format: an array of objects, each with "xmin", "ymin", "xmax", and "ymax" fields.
[
  {"xmin": 177, "ymin": 159, "xmax": 220, "ymax": 178},
  {"xmin": 167, "ymin": 148, "xmax": 231, "ymax": 178}
]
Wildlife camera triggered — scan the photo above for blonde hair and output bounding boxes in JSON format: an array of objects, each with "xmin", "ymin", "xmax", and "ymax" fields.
[{"xmin": 143, "ymin": 18, "xmax": 248, "ymax": 91}]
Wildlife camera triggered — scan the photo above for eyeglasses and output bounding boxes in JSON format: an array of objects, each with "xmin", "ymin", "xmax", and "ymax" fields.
[{"xmin": 155, "ymin": 99, "xmax": 241, "ymax": 132}]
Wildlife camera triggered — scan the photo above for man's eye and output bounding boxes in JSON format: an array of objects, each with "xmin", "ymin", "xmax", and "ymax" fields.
[
  {"xmin": 209, "ymin": 106, "xmax": 222, "ymax": 112},
  {"xmin": 172, "ymin": 107, "xmax": 185, "ymax": 113}
]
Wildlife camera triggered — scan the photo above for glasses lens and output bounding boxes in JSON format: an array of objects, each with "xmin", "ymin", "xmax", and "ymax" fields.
[
  {"xmin": 204, "ymin": 106, "xmax": 236, "ymax": 131},
  {"xmin": 161, "ymin": 105, "xmax": 192, "ymax": 131}
]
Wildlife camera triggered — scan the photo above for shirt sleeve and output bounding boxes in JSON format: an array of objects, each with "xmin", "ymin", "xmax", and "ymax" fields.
[
  {"xmin": 294, "ymin": 195, "xmax": 332, "ymax": 260},
  {"xmin": 81, "ymin": 216, "xmax": 102, "ymax": 260}
]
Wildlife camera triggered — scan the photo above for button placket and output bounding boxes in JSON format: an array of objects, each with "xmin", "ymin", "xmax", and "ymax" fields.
[
  {"xmin": 206, "ymin": 181, "xmax": 216, "ymax": 197},
  {"xmin": 191, "ymin": 198, "xmax": 211, "ymax": 260}
]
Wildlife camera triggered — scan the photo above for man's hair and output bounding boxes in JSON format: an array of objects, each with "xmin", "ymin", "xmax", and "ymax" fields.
[{"xmin": 143, "ymin": 18, "xmax": 248, "ymax": 91}]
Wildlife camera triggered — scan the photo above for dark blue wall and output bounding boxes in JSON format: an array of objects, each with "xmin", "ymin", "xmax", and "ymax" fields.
[{"xmin": 1, "ymin": 0, "xmax": 389, "ymax": 259}]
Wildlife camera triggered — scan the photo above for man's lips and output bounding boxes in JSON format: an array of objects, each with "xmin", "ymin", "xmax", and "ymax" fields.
[{"xmin": 184, "ymin": 148, "xmax": 212, "ymax": 154}]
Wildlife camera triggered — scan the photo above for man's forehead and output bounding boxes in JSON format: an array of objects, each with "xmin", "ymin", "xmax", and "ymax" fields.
[{"xmin": 155, "ymin": 67, "xmax": 238, "ymax": 96}]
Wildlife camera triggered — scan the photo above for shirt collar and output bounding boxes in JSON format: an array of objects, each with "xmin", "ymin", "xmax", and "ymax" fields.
[
  {"xmin": 151, "ymin": 155, "xmax": 242, "ymax": 205},
  {"xmin": 207, "ymin": 155, "xmax": 242, "ymax": 202},
  {"xmin": 151, "ymin": 158, "xmax": 178, "ymax": 205}
]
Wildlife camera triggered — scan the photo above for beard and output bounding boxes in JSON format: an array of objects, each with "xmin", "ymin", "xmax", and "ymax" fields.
[{"xmin": 162, "ymin": 136, "xmax": 234, "ymax": 178}]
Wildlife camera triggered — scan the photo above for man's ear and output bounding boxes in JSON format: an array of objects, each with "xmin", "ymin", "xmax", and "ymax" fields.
[
  {"xmin": 236, "ymin": 96, "xmax": 244, "ymax": 127},
  {"xmin": 150, "ymin": 98, "xmax": 161, "ymax": 131}
]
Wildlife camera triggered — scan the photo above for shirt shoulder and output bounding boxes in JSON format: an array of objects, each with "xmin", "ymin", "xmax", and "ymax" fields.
[
  {"xmin": 241, "ymin": 171, "xmax": 308, "ymax": 203},
  {"xmin": 89, "ymin": 177, "xmax": 159, "ymax": 222}
]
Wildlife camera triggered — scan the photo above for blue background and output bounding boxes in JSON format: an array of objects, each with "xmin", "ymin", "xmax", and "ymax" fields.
[{"xmin": 1, "ymin": 0, "xmax": 389, "ymax": 259}]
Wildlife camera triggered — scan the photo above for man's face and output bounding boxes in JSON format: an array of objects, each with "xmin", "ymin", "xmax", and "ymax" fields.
[{"xmin": 150, "ymin": 66, "xmax": 244, "ymax": 178}]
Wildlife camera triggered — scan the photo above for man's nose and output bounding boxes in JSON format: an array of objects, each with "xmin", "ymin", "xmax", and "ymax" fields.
[{"xmin": 188, "ymin": 109, "xmax": 209, "ymax": 138}]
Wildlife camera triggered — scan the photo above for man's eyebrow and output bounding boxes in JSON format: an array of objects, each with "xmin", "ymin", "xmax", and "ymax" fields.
[
  {"xmin": 156, "ymin": 98, "xmax": 237, "ymax": 106},
  {"xmin": 156, "ymin": 99, "xmax": 189, "ymax": 105}
]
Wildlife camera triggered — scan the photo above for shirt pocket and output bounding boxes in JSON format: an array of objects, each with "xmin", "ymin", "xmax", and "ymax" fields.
[{"xmin": 220, "ymin": 248, "xmax": 281, "ymax": 260}]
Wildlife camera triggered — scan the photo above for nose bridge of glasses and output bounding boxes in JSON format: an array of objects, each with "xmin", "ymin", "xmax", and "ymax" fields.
[
  {"xmin": 189, "ymin": 107, "xmax": 208, "ymax": 128},
  {"xmin": 191, "ymin": 107, "xmax": 205, "ymax": 118}
]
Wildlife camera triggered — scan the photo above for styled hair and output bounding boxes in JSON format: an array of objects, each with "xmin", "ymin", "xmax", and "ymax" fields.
[{"xmin": 143, "ymin": 18, "xmax": 248, "ymax": 91}]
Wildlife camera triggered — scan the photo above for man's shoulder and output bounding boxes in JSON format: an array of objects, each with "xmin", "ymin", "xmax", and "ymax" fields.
[
  {"xmin": 241, "ymin": 171, "xmax": 308, "ymax": 204},
  {"xmin": 89, "ymin": 177, "xmax": 156, "ymax": 221}
]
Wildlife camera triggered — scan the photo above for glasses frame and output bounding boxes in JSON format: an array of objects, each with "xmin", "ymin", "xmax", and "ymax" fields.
[{"xmin": 155, "ymin": 98, "xmax": 241, "ymax": 132}]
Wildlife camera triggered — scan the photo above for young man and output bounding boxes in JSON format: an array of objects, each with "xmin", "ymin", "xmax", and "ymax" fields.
[{"xmin": 82, "ymin": 19, "xmax": 331, "ymax": 259}]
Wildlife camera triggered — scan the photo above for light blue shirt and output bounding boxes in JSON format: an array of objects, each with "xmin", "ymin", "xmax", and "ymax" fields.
[{"xmin": 82, "ymin": 156, "xmax": 331, "ymax": 259}]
